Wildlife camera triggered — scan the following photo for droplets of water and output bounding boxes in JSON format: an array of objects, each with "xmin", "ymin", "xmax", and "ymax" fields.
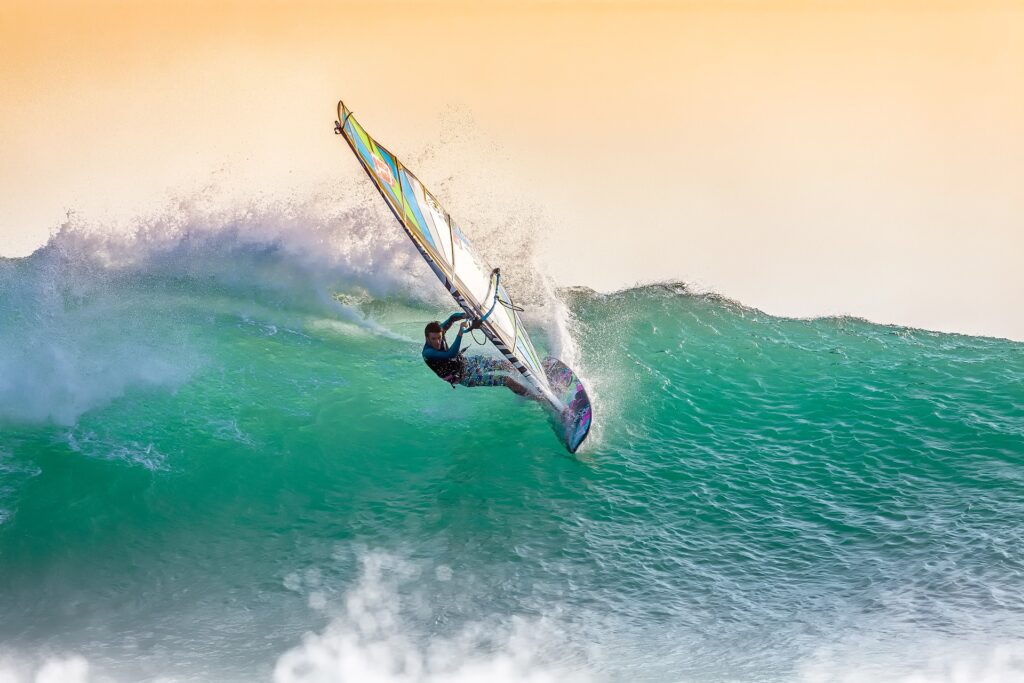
[{"xmin": 273, "ymin": 551, "xmax": 594, "ymax": 683}]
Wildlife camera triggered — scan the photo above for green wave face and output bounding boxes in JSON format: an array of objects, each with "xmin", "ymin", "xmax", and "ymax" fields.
[{"xmin": 1, "ymin": 240, "xmax": 1022, "ymax": 682}]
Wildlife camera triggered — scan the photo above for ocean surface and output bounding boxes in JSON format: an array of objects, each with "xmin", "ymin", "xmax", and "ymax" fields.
[{"xmin": 1, "ymin": 203, "xmax": 1022, "ymax": 683}]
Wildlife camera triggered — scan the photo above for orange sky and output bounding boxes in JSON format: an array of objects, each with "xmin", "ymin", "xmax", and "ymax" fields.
[{"xmin": 2, "ymin": 1, "xmax": 1023, "ymax": 339}]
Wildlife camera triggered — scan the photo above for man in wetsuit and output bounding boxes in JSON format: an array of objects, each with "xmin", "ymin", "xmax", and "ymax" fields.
[{"xmin": 422, "ymin": 312, "xmax": 532, "ymax": 396}]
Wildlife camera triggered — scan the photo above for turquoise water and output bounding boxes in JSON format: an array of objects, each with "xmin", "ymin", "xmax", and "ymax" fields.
[{"xmin": 1, "ymin": 218, "xmax": 1023, "ymax": 682}]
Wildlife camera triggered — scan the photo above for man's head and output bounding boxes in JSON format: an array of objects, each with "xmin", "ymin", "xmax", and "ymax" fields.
[{"xmin": 424, "ymin": 321, "xmax": 443, "ymax": 350}]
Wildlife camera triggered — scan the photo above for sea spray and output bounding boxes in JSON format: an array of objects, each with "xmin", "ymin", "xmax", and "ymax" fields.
[{"xmin": 273, "ymin": 551, "xmax": 593, "ymax": 683}]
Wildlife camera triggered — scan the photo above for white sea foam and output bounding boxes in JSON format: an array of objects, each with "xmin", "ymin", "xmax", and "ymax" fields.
[
  {"xmin": 273, "ymin": 551, "xmax": 594, "ymax": 683},
  {"xmin": 0, "ymin": 333, "xmax": 194, "ymax": 427},
  {"xmin": 798, "ymin": 644, "xmax": 1024, "ymax": 683},
  {"xmin": 3, "ymin": 642, "xmax": 1022, "ymax": 683},
  {"xmin": 63, "ymin": 429, "xmax": 169, "ymax": 471},
  {"xmin": 0, "ymin": 285, "xmax": 197, "ymax": 426},
  {"xmin": 0, "ymin": 655, "xmax": 89, "ymax": 683}
]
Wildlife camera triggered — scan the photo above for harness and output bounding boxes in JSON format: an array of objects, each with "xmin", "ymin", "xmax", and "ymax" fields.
[{"xmin": 423, "ymin": 336, "xmax": 464, "ymax": 387}]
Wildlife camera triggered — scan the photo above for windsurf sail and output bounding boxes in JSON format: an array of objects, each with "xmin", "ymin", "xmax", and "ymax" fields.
[
  {"xmin": 334, "ymin": 101, "xmax": 592, "ymax": 452},
  {"xmin": 334, "ymin": 102, "xmax": 559, "ymax": 402}
]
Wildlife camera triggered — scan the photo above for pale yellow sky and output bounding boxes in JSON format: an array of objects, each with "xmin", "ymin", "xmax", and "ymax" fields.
[{"xmin": 2, "ymin": 1, "xmax": 1022, "ymax": 339}]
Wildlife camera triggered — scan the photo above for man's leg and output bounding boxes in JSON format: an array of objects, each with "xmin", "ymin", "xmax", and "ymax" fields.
[
  {"xmin": 484, "ymin": 358, "xmax": 534, "ymax": 398},
  {"xmin": 459, "ymin": 357, "xmax": 504, "ymax": 387},
  {"xmin": 503, "ymin": 376, "xmax": 533, "ymax": 397},
  {"xmin": 460, "ymin": 357, "xmax": 530, "ymax": 396}
]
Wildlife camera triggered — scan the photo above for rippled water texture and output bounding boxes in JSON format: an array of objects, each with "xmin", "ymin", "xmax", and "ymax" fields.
[{"xmin": 1, "ymin": 218, "xmax": 1022, "ymax": 682}]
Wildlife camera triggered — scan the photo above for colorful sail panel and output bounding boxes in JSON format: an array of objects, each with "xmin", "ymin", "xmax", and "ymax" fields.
[{"xmin": 335, "ymin": 101, "xmax": 557, "ymax": 404}]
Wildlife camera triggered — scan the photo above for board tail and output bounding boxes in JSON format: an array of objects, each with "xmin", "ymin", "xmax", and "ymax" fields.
[{"xmin": 542, "ymin": 357, "xmax": 593, "ymax": 453}]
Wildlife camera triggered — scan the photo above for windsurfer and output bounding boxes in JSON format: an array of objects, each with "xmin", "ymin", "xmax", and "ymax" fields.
[{"xmin": 422, "ymin": 313, "xmax": 532, "ymax": 396}]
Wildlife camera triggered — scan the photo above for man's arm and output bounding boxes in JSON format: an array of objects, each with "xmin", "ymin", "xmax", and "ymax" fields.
[{"xmin": 440, "ymin": 311, "xmax": 467, "ymax": 333}]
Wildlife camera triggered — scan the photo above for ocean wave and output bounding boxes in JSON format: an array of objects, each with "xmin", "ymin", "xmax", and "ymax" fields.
[{"xmin": 0, "ymin": 188, "xmax": 584, "ymax": 427}]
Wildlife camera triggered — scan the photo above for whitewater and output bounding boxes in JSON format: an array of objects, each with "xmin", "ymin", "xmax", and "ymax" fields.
[{"xmin": 1, "ymin": 189, "xmax": 1023, "ymax": 683}]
